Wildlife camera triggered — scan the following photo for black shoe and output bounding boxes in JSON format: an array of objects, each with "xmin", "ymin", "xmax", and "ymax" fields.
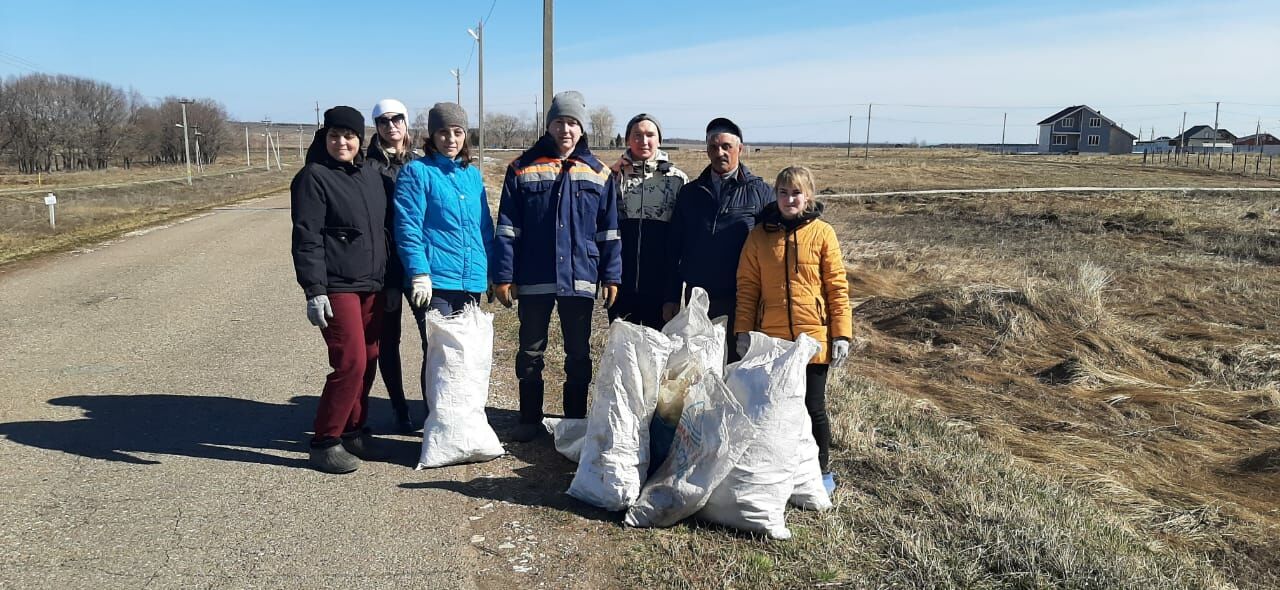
[
  {"xmin": 309, "ymin": 441, "xmax": 360, "ymax": 474},
  {"xmin": 341, "ymin": 428, "xmax": 389, "ymax": 461},
  {"xmin": 510, "ymin": 423, "xmax": 543, "ymax": 443},
  {"xmin": 394, "ymin": 409, "xmax": 416, "ymax": 434}
]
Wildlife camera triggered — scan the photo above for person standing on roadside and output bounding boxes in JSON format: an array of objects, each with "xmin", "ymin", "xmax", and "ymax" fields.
[
  {"xmin": 393, "ymin": 101, "xmax": 493, "ymax": 414},
  {"xmin": 664, "ymin": 117, "xmax": 772, "ymax": 361},
  {"xmin": 491, "ymin": 91, "xmax": 621, "ymax": 442},
  {"xmin": 608, "ymin": 113, "xmax": 688, "ymax": 330},
  {"xmin": 367, "ymin": 98, "xmax": 421, "ymax": 433},
  {"xmin": 735, "ymin": 165, "xmax": 852, "ymax": 494},
  {"xmin": 290, "ymin": 106, "xmax": 391, "ymax": 474}
]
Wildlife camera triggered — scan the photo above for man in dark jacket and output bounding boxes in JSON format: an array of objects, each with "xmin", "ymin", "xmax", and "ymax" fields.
[
  {"xmin": 663, "ymin": 117, "xmax": 771, "ymax": 362},
  {"xmin": 491, "ymin": 91, "xmax": 622, "ymax": 442}
]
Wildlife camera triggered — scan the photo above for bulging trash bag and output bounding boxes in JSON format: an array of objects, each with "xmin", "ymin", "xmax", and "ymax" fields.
[
  {"xmin": 652, "ymin": 287, "xmax": 727, "ymax": 468},
  {"xmin": 567, "ymin": 321, "xmax": 675, "ymax": 511},
  {"xmin": 542, "ymin": 417, "xmax": 588, "ymax": 463},
  {"xmin": 789, "ymin": 412, "xmax": 832, "ymax": 511},
  {"xmin": 696, "ymin": 332, "xmax": 819, "ymax": 540},
  {"xmin": 625, "ymin": 368, "xmax": 755, "ymax": 528},
  {"xmin": 416, "ymin": 304, "xmax": 505, "ymax": 469}
]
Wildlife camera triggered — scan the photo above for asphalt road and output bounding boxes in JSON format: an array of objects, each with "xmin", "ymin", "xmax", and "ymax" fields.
[{"xmin": 0, "ymin": 193, "xmax": 499, "ymax": 588}]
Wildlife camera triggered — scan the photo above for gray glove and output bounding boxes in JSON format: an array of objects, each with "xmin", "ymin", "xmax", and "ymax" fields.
[
  {"xmin": 735, "ymin": 333, "xmax": 750, "ymax": 358},
  {"xmin": 410, "ymin": 274, "xmax": 433, "ymax": 309},
  {"xmin": 831, "ymin": 338, "xmax": 851, "ymax": 368},
  {"xmin": 306, "ymin": 295, "xmax": 333, "ymax": 329}
]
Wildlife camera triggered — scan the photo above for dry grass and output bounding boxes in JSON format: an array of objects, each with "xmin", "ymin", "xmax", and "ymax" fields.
[
  {"xmin": 0, "ymin": 168, "xmax": 291, "ymax": 265},
  {"xmin": 616, "ymin": 149, "xmax": 1279, "ymax": 588}
]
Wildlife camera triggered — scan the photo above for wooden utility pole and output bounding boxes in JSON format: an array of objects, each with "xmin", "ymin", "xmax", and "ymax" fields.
[
  {"xmin": 1209, "ymin": 101, "xmax": 1220, "ymax": 167},
  {"xmin": 314, "ymin": 102, "xmax": 320, "ymax": 129},
  {"xmin": 542, "ymin": 0, "xmax": 553, "ymax": 126},
  {"xmin": 1000, "ymin": 112, "xmax": 1007, "ymax": 154},
  {"xmin": 864, "ymin": 103, "xmax": 872, "ymax": 159}
]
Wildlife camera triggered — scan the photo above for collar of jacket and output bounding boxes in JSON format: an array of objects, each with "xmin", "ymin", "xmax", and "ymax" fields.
[
  {"xmin": 425, "ymin": 150, "xmax": 464, "ymax": 172},
  {"xmin": 619, "ymin": 149, "xmax": 672, "ymax": 174},
  {"xmin": 695, "ymin": 161, "xmax": 757, "ymax": 190},
  {"xmin": 522, "ymin": 133, "xmax": 604, "ymax": 173},
  {"xmin": 759, "ymin": 200, "xmax": 823, "ymax": 231}
]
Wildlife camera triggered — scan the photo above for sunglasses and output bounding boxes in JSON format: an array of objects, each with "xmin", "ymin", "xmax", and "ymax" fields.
[{"xmin": 376, "ymin": 115, "xmax": 406, "ymax": 126}]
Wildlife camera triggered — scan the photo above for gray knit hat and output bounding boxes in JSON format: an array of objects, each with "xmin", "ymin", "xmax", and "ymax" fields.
[
  {"xmin": 624, "ymin": 113, "xmax": 662, "ymax": 142},
  {"xmin": 428, "ymin": 102, "xmax": 468, "ymax": 135},
  {"xmin": 546, "ymin": 90, "xmax": 588, "ymax": 130}
]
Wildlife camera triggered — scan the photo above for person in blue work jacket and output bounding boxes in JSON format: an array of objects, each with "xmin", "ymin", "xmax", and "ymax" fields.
[
  {"xmin": 393, "ymin": 102, "xmax": 494, "ymax": 430},
  {"xmin": 491, "ymin": 90, "xmax": 622, "ymax": 443},
  {"xmin": 663, "ymin": 117, "xmax": 772, "ymax": 363}
]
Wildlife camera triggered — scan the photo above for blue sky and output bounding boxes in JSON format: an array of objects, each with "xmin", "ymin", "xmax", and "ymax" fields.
[{"xmin": 2, "ymin": 0, "xmax": 1278, "ymax": 143}]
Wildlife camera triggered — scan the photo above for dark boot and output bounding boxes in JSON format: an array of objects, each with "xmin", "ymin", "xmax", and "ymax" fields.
[
  {"xmin": 341, "ymin": 427, "xmax": 388, "ymax": 461},
  {"xmin": 512, "ymin": 380, "xmax": 546, "ymax": 442},
  {"xmin": 563, "ymin": 382, "xmax": 590, "ymax": 420},
  {"xmin": 394, "ymin": 408, "xmax": 415, "ymax": 434},
  {"xmin": 309, "ymin": 438, "xmax": 360, "ymax": 474}
]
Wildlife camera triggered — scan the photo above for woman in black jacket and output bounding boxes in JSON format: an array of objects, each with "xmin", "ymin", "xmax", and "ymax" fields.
[
  {"xmin": 366, "ymin": 98, "xmax": 421, "ymax": 433},
  {"xmin": 290, "ymin": 105, "xmax": 391, "ymax": 474}
]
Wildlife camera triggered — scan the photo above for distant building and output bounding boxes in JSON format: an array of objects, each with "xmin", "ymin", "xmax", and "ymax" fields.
[
  {"xmin": 1233, "ymin": 133, "xmax": 1280, "ymax": 155},
  {"xmin": 1037, "ymin": 105, "xmax": 1136, "ymax": 155},
  {"xmin": 1135, "ymin": 136, "xmax": 1175, "ymax": 154},
  {"xmin": 1169, "ymin": 125, "xmax": 1237, "ymax": 152}
]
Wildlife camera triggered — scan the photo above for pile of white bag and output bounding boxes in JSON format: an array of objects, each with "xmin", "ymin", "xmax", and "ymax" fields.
[
  {"xmin": 416, "ymin": 304, "xmax": 505, "ymax": 469},
  {"xmin": 558, "ymin": 288, "xmax": 832, "ymax": 539}
]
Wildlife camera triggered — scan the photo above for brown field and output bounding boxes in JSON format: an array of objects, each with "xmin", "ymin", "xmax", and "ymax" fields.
[
  {"xmin": 0, "ymin": 151, "xmax": 297, "ymax": 265},
  {"xmin": 583, "ymin": 148, "xmax": 1280, "ymax": 588}
]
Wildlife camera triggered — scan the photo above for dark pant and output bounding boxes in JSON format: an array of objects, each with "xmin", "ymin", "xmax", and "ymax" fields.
[
  {"xmin": 608, "ymin": 288, "xmax": 665, "ymax": 330},
  {"xmin": 805, "ymin": 363, "xmax": 832, "ymax": 472},
  {"xmin": 411, "ymin": 289, "xmax": 482, "ymax": 414},
  {"xmin": 515, "ymin": 294, "xmax": 594, "ymax": 423},
  {"xmin": 314, "ymin": 292, "xmax": 382, "ymax": 442},
  {"xmin": 380, "ymin": 288, "xmax": 412, "ymax": 416},
  {"xmin": 706, "ymin": 296, "xmax": 740, "ymax": 364}
]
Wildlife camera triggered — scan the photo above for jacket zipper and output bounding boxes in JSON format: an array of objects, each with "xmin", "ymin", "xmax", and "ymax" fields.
[{"xmin": 784, "ymin": 227, "xmax": 797, "ymax": 340}]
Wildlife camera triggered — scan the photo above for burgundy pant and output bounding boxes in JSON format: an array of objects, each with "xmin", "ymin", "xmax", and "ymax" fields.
[{"xmin": 313, "ymin": 292, "xmax": 382, "ymax": 441}]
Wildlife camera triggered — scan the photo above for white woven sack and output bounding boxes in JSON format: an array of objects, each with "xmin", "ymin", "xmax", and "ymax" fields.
[
  {"xmin": 541, "ymin": 417, "xmax": 588, "ymax": 463},
  {"xmin": 625, "ymin": 368, "xmax": 754, "ymax": 528},
  {"xmin": 696, "ymin": 332, "xmax": 819, "ymax": 540},
  {"xmin": 567, "ymin": 321, "xmax": 674, "ymax": 511},
  {"xmin": 416, "ymin": 304, "xmax": 504, "ymax": 468}
]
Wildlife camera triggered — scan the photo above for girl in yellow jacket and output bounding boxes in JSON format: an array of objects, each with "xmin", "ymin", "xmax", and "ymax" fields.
[{"xmin": 735, "ymin": 165, "xmax": 853, "ymax": 493}]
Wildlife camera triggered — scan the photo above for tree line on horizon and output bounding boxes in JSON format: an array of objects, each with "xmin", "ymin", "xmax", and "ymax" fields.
[{"xmin": 0, "ymin": 73, "xmax": 229, "ymax": 174}]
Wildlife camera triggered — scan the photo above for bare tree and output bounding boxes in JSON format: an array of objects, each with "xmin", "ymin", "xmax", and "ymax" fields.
[
  {"xmin": 486, "ymin": 112, "xmax": 523, "ymax": 149},
  {"xmin": 588, "ymin": 106, "xmax": 615, "ymax": 148}
]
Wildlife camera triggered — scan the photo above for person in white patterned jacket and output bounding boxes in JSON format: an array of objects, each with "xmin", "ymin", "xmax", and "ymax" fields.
[{"xmin": 608, "ymin": 113, "xmax": 689, "ymax": 329}]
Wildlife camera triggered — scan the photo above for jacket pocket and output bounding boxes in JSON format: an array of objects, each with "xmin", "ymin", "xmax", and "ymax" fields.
[{"xmin": 322, "ymin": 226, "xmax": 366, "ymax": 282}]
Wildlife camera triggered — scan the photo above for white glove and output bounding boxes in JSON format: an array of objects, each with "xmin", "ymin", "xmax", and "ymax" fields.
[
  {"xmin": 831, "ymin": 338, "xmax": 851, "ymax": 368},
  {"xmin": 410, "ymin": 274, "xmax": 433, "ymax": 309},
  {"xmin": 735, "ymin": 333, "xmax": 750, "ymax": 358},
  {"xmin": 306, "ymin": 295, "xmax": 333, "ymax": 329}
]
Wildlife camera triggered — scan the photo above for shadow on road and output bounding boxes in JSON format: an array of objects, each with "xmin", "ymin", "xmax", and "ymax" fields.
[
  {"xmin": 401, "ymin": 407, "xmax": 621, "ymax": 523},
  {"xmin": 0, "ymin": 393, "xmax": 410, "ymax": 469}
]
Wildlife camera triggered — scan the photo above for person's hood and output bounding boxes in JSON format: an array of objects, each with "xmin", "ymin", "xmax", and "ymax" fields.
[
  {"xmin": 615, "ymin": 148, "xmax": 672, "ymax": 175},
  {"xmin": 758, "ymin": 199, "xmax": 824, "ymax": 231},
  {"xmin": 304, "ymin": 129, "xmax": 359, "ymax": 170}
]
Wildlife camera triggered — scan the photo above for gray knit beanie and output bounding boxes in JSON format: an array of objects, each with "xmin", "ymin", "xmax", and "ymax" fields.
[
  {"xmin": 546, "ymin": 90, "xmax": 588, "ymax": 130},
  {"xmin": 624, "ymin": 113, "xmax": 662, "ymax": 142},
  {"xmin": 428, "ymin": 102, "xmax": 468, "ymax": 135}
]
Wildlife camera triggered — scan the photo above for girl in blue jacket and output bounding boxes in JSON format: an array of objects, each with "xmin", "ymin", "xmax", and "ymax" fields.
[{"xmin": 392, "ymin": 102, "xmax": 495, "ymax": 405}]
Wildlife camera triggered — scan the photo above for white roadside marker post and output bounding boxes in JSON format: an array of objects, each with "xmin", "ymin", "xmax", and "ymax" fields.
[{"xmin": 44, "ymin": 193, "xmax": 57, "ymax": 229}]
